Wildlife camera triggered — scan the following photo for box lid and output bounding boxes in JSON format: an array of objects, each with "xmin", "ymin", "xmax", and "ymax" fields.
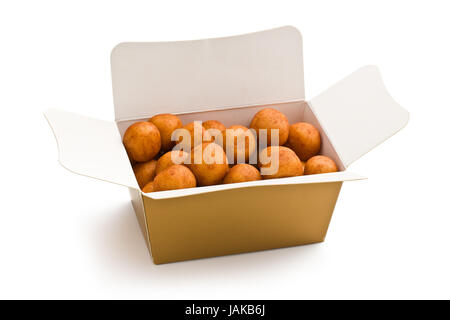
[
  {"xmin": 309, "ymin": 66, "xmax": 409, "ymax": 167},
  {"xmin": 111, "ymin": 26, "xmax": 304, "ymax": 121},
  {"xmin": 44, "ymin": 109, "xmax": 138, "ymax": 188}
]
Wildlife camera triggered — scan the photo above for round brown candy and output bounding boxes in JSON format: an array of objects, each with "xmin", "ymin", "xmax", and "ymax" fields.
[
  {"xmin": 304, "ymin": 155, "xmax": 338, "ymax": 175},
  {"xmin": 259, "ymin": 146, "xmax": 303, "ymax": 179},
  {"xmin": 250, "ymin": 108, "xmax": 290, "ymax": 146},
  {"xmin": 133, "ymin": 160, "xmax": 157, "ymax": 189},
  {"xmin": 203, "ymin": 120, "xmax": 226, "ymax": 143},
  {"xmin": 288, "ymin": 122, "xmax": 321, "ymax": 161},
  {"xmin": 153, "ymin": 165, "xmax": 197, "ymax": 191},
  {"xmin": 123, "ymin": 121, "xmax": 161, "ymax": 162},
  {"xmin": 223, "ymin": 164, "xmax": 261, "ymax": 184},
  {"xmin": 222, "ymin": 125, "xmax": 257, "ymax": 164},
  {"xmin": 142, "ymin": 181, "xmax": 154, "ymax": 193},
  {"xmin": 188, "ymin": 143, "xmax": 229, "ymax": 186},
  {"xmin": 202, "ymin": 120, "xmax": 226, "ymax": 132},
  {"xmin": 155, "ymin": 150, "xmax": 190, "ymax": 175},
  {"xmin": 149, "ymin": 113, "xmax": 183, "ymax": 151},
  {"xmin": 175, "ymin": 122, "xmax": 211, "ymax": 149}
]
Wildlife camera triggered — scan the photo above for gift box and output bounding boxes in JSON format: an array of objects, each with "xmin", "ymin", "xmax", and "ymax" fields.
[{"xmin": 45, "ymin": 26, "xmax": 409, "ymax": 264}]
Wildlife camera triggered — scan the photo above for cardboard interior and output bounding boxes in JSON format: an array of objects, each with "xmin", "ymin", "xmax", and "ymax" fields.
[
  {"xmin": 45, "ymin": 108, "xmax": 138, "ymax": 188},
  {"xmin": 111, "ymin": 26, "xmax": 304, "ymax": 122},
  {"xmin": 310, "ymin": 66, "xmax": 409, "ymax": 167}
]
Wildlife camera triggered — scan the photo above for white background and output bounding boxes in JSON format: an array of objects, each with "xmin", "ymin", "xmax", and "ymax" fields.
[{"xmin": 0, "ymin": 0, "xmax": 449, "ymax": 299}]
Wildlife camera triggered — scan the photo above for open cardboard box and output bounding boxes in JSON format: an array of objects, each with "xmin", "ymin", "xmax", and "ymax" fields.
[{"xmin": 45, "ymin": 26, "xmax": 409, "ymax": 264}]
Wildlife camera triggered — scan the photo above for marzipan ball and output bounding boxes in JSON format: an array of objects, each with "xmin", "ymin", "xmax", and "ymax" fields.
[
  {"xmin": 176, "ymin": 122, "xmax": 211, "ymax": 149},
  {"xmin": 250, "ymin": 108, "xmax": 290, "ymax": 146},
  {"xmin": 149, "ymin": 113, "xmax": 183, "ymax": 151},
  {"xmin": 288, "ymin": 122, "xmax": 321, "ymax": 161},
  {"xmin": 222, "ymin": 125, "xmax": 257, "ymax": 163},
  {"xmin": 126, "ymin": 149, "xmax": 136, "ymax": 166},
  {"xmin": 153, "ymin": 165, "xmax": 197, "ymax": 191},
  {"xmin": 123, "ymin": 121, "xmax": 161, "ymax": 162},
  {"xmin": 142, "ymin": 181, "xmax": 154, "ymax": 193},
  {"xmin": 155, "ymin": 150, "xmax": 190, "ymax": 175},
  {"xmin": 133, "ymin": 160, "xmax": 157, "ymax": 189},
  {"xmin": 304, "ymin": 155, "xmax": 338, "ymax": 175},
  {"xmin": 188, "ymin": 143, "xmax": 229, "ymax": 186},
  {"xmin": 223, "ymin": 164, "xmax": 262, "ymax": 184},
  {"xmin": 203, "ymin": 120, "xmax": 226, "ymax": 143},
  {"xmin": 202, "ymin": 120, "xmax": 226, "ymax": 132},
  {"xmin": 259, "ymin": 146, "xmax": 303, "ymax": 179}
]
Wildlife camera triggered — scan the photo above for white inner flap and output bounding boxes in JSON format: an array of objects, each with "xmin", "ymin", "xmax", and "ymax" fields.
[
  {"xmin": 44, "ymin": 109, "xmax": 138, "ymax": 189},
  {"xmin": 309, "ymin": 66, "xmax": 409, "ymax": 167},
  {"xmin": 111, "ymin": 26, "xmax": 304, "ymax": 121}
]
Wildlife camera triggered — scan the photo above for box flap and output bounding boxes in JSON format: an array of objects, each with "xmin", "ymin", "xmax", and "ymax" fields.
[
  {"xmin": 144, "ymin": 171, "xmax": 365, "ymax": 200},
  {"xmin": 44, "ymin": 109, "xmax": 138, "ymax": 188},
  {"xmin": 111, "ymin": 26, "xmax": 304, "ymax": 121},
  {"xmin": 309, "ymin": 66, "xmax": 409, "ymax": 167}
]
